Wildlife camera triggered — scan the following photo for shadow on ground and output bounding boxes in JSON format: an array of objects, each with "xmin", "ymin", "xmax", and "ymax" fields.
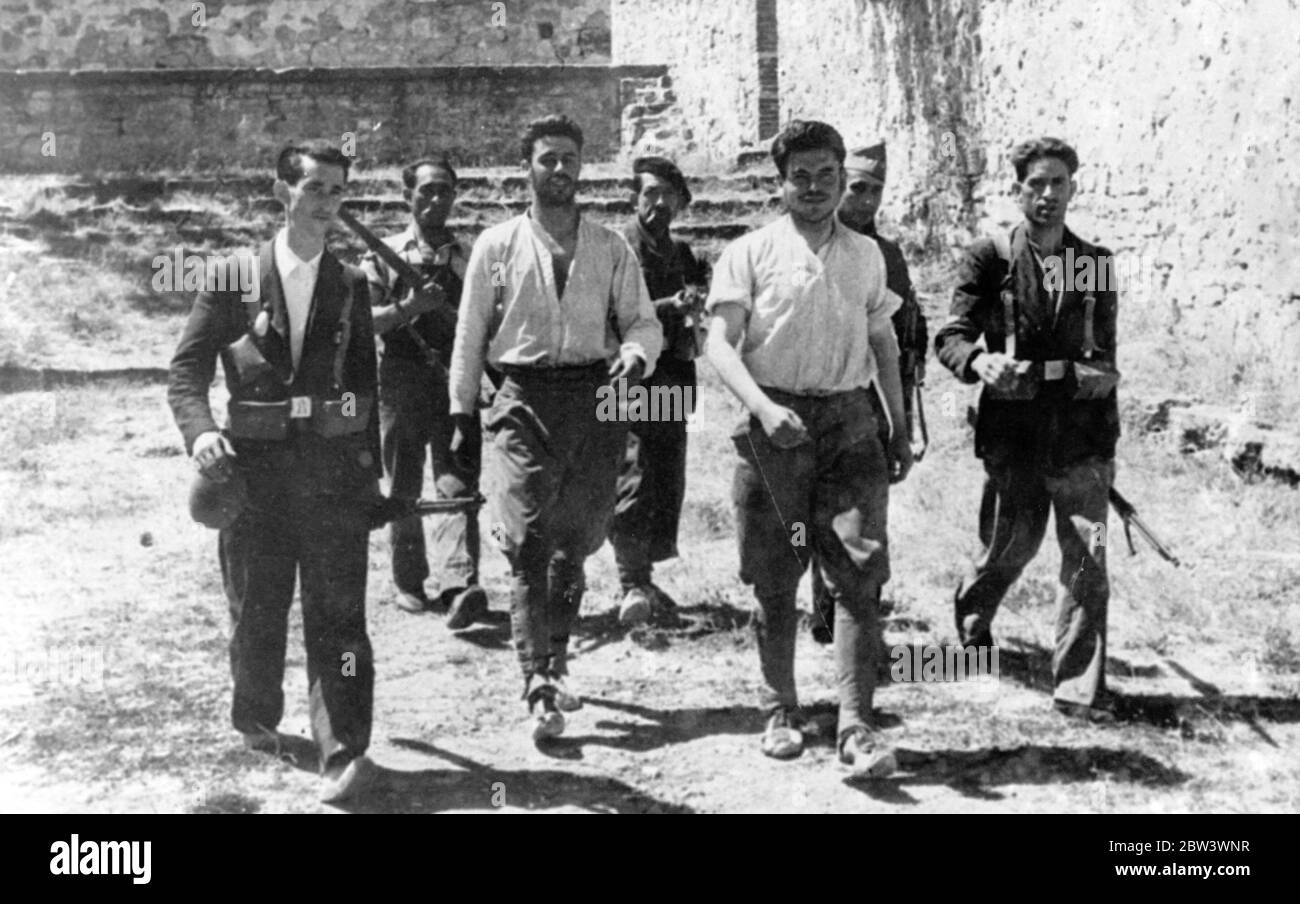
[
  {"xmin": 847, "ymin": 743, "xmax": 1192, "ymax": 805},
  {"xmin": 552, "ymin": 699, "xmax": 767, "ymax": 757},
  {"xmin": 965, "ymin": 639, "xmax": 1300, "ymax": 746},
  {"xmin": 572, "ymin": 601, "xmax": 754, "ymax": 657},
  {"xmin": 350, "ymin": 739, "xmax": 692, "ymax": 814}
]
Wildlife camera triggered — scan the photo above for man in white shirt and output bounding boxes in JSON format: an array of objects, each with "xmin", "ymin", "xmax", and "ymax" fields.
[
  {"xmin": 449, "ymin": 115, "xmax": 662, "ymax": 743},
  {"xmin": 704, "ymin": 120, "xmax": 911, "ymax": 777}
]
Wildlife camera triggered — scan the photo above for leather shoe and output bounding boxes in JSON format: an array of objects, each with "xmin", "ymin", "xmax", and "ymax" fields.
[
  {"xmin": 445, "ymin": 585, "xmax": 488, "ymax": 630},
  {"xmin": 394, "ymin": 586, "xmax": 429, "ymax": 614},
  {"xmin": 618, "ymin": 586, "xmax": 653, "ymax": 626},
  {"xmin": 838, "ymin": 725, "xmax": 897, "ymax": 778}
]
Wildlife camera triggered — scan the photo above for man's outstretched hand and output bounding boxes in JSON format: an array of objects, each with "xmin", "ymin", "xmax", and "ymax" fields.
[{"xmin": 608, "ymin": 348, "xmax": 646, "ymax": 384}]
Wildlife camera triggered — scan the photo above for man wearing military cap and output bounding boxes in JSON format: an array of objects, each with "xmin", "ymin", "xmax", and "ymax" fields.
[
  {"xmin": 169, "ymin": 140, "xmax": 381, "ymax": 803},
  {"xmin": 837, "ymin": 141, "xmax": 927, "ymax": 458},
  {"xmin": 608, "ymin": 155, "xmax": 710, "ymax": 624},
  {"xmin": 809, "ymin": 140, "xmax": 929, "ymax": 644}
]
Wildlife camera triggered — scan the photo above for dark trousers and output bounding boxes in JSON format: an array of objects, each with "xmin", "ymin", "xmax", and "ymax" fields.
[
  {"xmin": 379, "ymin": 358, "xmax": 480, "ymax": 596},
  {"xmin": 811, "ymin": 382, "xmax": 894, "ymax": 630},
  {"xmin": 219, "ymin": 485, "xmax": 374, "ymax": 771},
  {"xmin": 484, "ymin": 365, "xmax": 628, "ymax": 679},
  {"xmin": 732, "ymin": 387, "xmax": 891, "ymax": 730},
  {"xmin": 955, "ymin": 457, "xmax": 1114, "ymax": 706},
  {"xmin": 609, "ymin": 366, "xmax": 693, "ymax": 588}
]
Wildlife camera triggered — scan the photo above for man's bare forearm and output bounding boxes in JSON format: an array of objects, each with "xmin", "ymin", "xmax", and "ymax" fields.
[{"xmin": 704, "ymin": 312, "xmax": 771, "ymax": 417}]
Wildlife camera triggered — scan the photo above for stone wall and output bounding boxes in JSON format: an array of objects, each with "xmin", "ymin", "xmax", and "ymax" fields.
[
  {"xmin": 615, "ymin": 0, "xmax": 1300, "ymax": 396},
  {"xmin": 612, "ymin": 0, "xmax": 759, "ymax": 164},
  {"xmin": 0, "ymin": 64, "xmax": 665, "ymax": 171},
  {"xmin": 0, "ymin": 0, "xmax": 612, "ymax": 69}
]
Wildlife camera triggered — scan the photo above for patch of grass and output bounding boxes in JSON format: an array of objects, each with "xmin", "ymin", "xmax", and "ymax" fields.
[
  {"xmin": 0, "ymin": 390, "xmax": 88, "ymax": 459},
  {"xmin": 1261, "ymin": 626, "xmax": 1300, "ymax": 675}
]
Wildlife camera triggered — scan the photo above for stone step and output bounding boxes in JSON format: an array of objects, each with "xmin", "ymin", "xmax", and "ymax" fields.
[
  {"xmin": 7, "ymin": 193, "xmax": 779, "ymax": 231},
  {"xmin": 52, "ymin": 170, "xmax": 782, "ymax": 206},
  {"xmin": 0, "ymin": 206, "xmax": 755, "ymax": 259}
]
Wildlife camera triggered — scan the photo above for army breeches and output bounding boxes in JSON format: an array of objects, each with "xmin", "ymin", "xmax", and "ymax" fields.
[
  {"xmin": 484, "ymin": 366, "xmax": 628, "ymax": 679},
  {"xmin": 379, "ymin": 359, "xmax": 480, "ymax": 595},
  {"xmin": 608, "ymin": 371, "xmax": 693, "ymax": 588},
  {"xmin": 219, "ymin": 484, "xmax": 373, "ymax": 771},
  {"xmin": 954, "ymin": 457, "xmax": 1115, "ymax": 706},
  {"xmin": 731, "ymin": 387, "xmax": 891, "ymax": 729}
]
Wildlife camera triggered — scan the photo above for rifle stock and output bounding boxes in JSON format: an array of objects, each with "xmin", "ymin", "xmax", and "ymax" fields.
[
  {"xmin": 368, "ymin": 494, "xmax": 485, "ymax": 530},
  {"xmin": 1108, "ymin": 487, "xmax": 1180, "ymax": 567}
]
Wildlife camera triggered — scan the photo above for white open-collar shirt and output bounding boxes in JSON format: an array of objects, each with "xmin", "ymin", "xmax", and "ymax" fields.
[
  {"xmin": 274, "ymin": 228, "xmax": 323, "ymax": 371},
  {"xmin": 449, "ymin": 212, "xmax": 663, "ymax": 414}
]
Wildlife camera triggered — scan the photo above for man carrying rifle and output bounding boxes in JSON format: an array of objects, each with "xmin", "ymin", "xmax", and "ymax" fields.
[
  {"xmin": 935, "ymin": 137, "xmax": 1122, "ymax": 723},
  {"xmin": 168, "ymin": 140, "xmax": 380, "ymax": 803},
  {"xmin": 362, "ymin": 154, "xmax": 488, "ymax": 629},
  {"xmin": 837, "ymin": 141, "xmax": 928, "ymax": 460},
  {"xmin": 609, "ymin": 156, "xmax": 710, "ymax": 625},
  {"xmin": 810, "ymin": 140, "xmax": 928, "ymax": 644}
]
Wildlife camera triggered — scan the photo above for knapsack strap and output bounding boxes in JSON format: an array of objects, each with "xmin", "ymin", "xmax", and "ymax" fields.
[
  {"xmin": 1082, "ymin": 293, "xmax": 1097, "ymax": 359},
  {"xmin": 990, "ymin": 230, "xmax": 1017, "ymax": 358},
  {"xmin": 332, "ymin": 275, "xmax": 354, "ymax": 392}
]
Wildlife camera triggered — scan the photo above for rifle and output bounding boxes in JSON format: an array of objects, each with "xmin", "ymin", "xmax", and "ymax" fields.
[
  {"xmin": 1108, "ymin": 487, "xmax": 1181, "ymax": 567},
  {"xmin": 368, "ymin": 493, "xmax": 485, "ymax": 531},
  {"xmin": 895, "ymin": 293, "xmax": 929, "ymax": 461},
  {"xmin": 336, "ymin": 207, "xmax": 452, "ymax": 372},
  {"xmin": 653, "ymin": 285, "xmax": 709, "ymax": 359}
]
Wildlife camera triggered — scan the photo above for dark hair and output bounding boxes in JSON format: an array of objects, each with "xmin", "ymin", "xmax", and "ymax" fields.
[
  {"xmin": 402, "ymin": 154, "xmax": 458, "ymax": 190},
  {"xmin": 631, "ymin": 155, "xmax": 692, "ymax": 206},
  {"xmin": 276, "ymin": 140, "xmax": 352, "ymax": 185},
  {"xmin": 1010, "ymin": 137, "xmax": 1079, "ymax": 181},
  {"xmin": 770, "ymin": 120, "xmax": 846, "ymax": 178},
  {"xmin": 519, "ymin": 114, "xmax": 585, "ymax": 162}
]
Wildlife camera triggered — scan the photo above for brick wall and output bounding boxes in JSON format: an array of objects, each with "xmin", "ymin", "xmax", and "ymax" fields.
[
  {"xmin": 612, "ymin": 0, "xmax": 759, "ymax": 163},
  {"xmin": 0, "ymin": 64, "xmax": 667, "ymax": 172}
]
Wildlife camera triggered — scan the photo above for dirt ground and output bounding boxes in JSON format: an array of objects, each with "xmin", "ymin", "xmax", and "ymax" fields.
[{"xmin": 1, "ymin": 366, "xmax": 1297, "ymax": 814}]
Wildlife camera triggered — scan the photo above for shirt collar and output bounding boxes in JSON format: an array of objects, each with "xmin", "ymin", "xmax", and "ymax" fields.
[
  {"xmin": 404, "ymin": 224, "xmax": 464, "ymax": 265},
  {"xmin": 524, "ymin": 209, "xmax": 584, "ymax": 255},
  {"xmin": 274, "ymin": 228, "xmax": 323, "ymax": 281},
  {"xmin": 783, "ymin": 212, "xmax": 841, "ymax": 258},
  {"xmin": 633, "ymin": 216, "xmax": 675, "ymax": 258}
]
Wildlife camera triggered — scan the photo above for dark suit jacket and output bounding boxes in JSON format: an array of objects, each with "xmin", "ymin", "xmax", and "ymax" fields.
[
  {"xmin": 168, "ymin": 239, "xmax": 381, "ymax": 497},
  {"xmin": 935, "ymin": 223, "xmax": 1120, "ymax": 470}
]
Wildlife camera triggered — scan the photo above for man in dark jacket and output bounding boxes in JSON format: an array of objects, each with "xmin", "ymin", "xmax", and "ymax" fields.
[
  {"xmin": 168, "ymin": 140, "xmax": 381, "ymax": 802},
  {"xmin": 934, "ymin": 137, "xmax": 1121, "ymax": 722},
  {"xmin": 609, "ymin": 156, "xmax": 710, "ymax": 624}
]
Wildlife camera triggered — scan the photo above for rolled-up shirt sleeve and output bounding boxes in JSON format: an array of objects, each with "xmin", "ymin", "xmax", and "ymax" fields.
[{"xmin": 704, "ymin": 239, "xmax": 754, "ymax": 315}]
